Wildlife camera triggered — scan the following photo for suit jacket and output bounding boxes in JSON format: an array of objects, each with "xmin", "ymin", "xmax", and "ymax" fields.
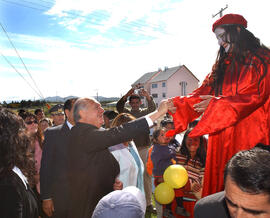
[
  {"xmin": 0, "ymin": 171, "xmax": 39, "ymax": 218},
  {"xmin": 67, "ymin": 117, "xmax": 150, "ymax": 218},
  {"xmin": 40, "ymin": 122, "xmax": 71, "ymax": 217},
  {"xmin": 194, "ymin": 191, "xmax": 230, "ymax": 218}
]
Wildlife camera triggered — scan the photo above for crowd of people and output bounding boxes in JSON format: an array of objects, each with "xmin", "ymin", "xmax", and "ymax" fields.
[{"xmin": 1, "ymin": 13, "xmax": 270, "ymax": 218}]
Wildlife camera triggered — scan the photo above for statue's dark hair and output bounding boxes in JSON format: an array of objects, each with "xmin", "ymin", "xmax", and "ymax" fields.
[{"xmin": 212, "ymin": 24, "xmax": 270, "ymax": 96}]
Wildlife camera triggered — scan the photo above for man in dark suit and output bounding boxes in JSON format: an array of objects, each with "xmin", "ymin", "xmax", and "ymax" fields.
[
  {"xmin": 40, "ymin": 98, "xmax": 78, "ymax": 217},
  {"xmin": 67, "ymin": 97, "xmax": 172, "ymax": 218},
  {"xmin": 194, "ymin": 144, "xmax": 270, "ymax": 218}
]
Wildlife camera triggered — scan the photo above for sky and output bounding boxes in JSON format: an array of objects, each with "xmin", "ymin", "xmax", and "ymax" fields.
[{"xmin": 1, "ymin": 0, "xmax": 270, "ymax": 101}]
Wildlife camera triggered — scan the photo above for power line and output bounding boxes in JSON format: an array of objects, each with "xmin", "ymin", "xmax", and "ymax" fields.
[
  {"xmin": 22, "ymin": 0, "xmax": 163, "ymax": 31},
  {"xmin": 0, "ymin": 21, "xmax": 45, "ymax": 98},
  {"xmin": 0, "ymin": 51, "xmax": 43, "ymax": 99},
  {"xmin": 0, "ymin": 0, "xmax": 166, "ymax": 38},
  {"xmin": 1, "ymin": 0, "xmax": 46, "ymax": 12}
]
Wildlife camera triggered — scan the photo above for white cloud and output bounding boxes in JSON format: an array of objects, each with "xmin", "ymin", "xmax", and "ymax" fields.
[{"xmin": 2, "ymin": 0, "xmax": 270, "ymax": 101}]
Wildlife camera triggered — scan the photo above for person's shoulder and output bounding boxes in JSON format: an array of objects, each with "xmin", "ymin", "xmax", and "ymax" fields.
[
  {"xmin": 44, "ymin": 124, "xmax": 70, "ymax": 141},
  {"xmin": 152, "ymin": 144, "xmax": 167, "ymax": 155},
  {"xmin": 196, "ymin": 191, "xmax": 225, "ymax": 205},
  {"xmin": 194, "ymin": 191, "xmax": 229, "ymax": 218},
  {"xmin": 0, "ymin": 173, "xmax": 24, "ymax": 197},
  {"xmin": 70, "ymin": 123, "xmax": 97, "ymax": 137},
  {"xmin": 45, "ymin": 123, "xmax": 64, "ymax": 132}
]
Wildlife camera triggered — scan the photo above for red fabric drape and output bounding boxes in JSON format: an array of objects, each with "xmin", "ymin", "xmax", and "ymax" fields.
[{"xmin": 167, "ymin": 51, "xmax": 270, "ymax": 197}]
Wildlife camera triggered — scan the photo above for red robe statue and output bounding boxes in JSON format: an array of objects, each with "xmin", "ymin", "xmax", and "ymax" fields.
[{"xmin": 167, "ymin": 50, "xmax": 270, "ymax": 197}]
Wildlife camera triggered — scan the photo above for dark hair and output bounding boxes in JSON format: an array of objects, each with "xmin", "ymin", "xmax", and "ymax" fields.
[
  {"xmin": 104, "ymin": 110, "xmax": 119, "ymax": 121},
  {"xmin": 211, "ymin": 25, "xmax": 270, "ymax": 96},
  {"xmin": 23, "ymin": 112, "xmax": 43, "ymax": 149},
  {"xmin": 39, "ymin": 118, "xmax": 52, "ymax": 127},
  {"xmin": 64, "ymin": 98, "xmax": 78, "ymax": 117},
  {"xmin": 255, "ymin": 143, "xmax": 270, "ymax": 152},
  {"xmin": 18, "ymin": 109, "xmax": 27, "ymax": 119},
  {"xmin": 34, "ymin": 108, "xmax": 42, "ymax": 115},
  {"xmin": 23, "ymin": 112, "xmax": 37, "ymax": 121},
  {"xmin": 180, "ymin": 129, "xmax": 206, "ymax": 167},
  {"xmin": 160, "ymin": 119, "xmax": 174, "ymax": 128},
  {"xmin": 111, "ymin": 113, "xmax": 136, "ymax": 127},
  {"xmin": 0, "ymin": 108, "xmax": 35, "ymax": 186},
  {"xmin": 129, "ymin": 95, "xmax": 141, "ymax": 102},
  {"xmin": 224, "ymin": 145, "xmax": 270, "ymax": 197}
]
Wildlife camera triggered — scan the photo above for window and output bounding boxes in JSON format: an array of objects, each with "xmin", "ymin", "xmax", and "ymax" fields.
[
  {"xmin": 152, "ymin": 93, "xmax": 158, "ymax": 98},
  {"xmin": 162, "ymin": 82, "xmax": 166, "ymax": 87},
  {"xmin": 152, "ymin": 83, "xmax": 158, "ymax": 88},
  {"xmin": 179, "ymin": 81, "xmax": 187, "ymax": 96},
  {"xmin": 162, "ymin": 93, "xmax": 166, "ymax": 98}
]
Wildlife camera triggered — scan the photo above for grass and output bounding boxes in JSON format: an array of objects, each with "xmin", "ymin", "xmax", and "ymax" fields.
[
  {"xmin": 145, "ymin": 194, "xmax": 158, "ymax": 218},
  {"xmin": 145, "ymin": 211, "xmax": 157, "ymax": 218}
]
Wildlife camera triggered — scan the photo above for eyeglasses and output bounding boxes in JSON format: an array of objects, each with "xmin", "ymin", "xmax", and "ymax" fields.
[{"xmin": 25, "ymin": 120, "xmax": 38, "ymax": 125}]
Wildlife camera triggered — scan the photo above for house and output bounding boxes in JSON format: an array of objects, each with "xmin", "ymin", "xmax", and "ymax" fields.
[{"xmin": 132, "ymin": 65, "xmax": 199, "ymax": 106}]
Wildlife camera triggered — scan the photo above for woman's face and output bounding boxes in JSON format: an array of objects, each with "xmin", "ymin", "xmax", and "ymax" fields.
[
  {"xmin": 214, "ymin": 27, "xmax": 231, "ymax": 53},
  {"xmin": 157, "ymin": 130, "xmax": 171, "ymax": 146},
  {"xmin": 185, "ymin": 136, "xmax": 200, "ymax": 153},
  {"xmin": 24, "ymin": 116, "xmax": 38, "ymax": 134}
]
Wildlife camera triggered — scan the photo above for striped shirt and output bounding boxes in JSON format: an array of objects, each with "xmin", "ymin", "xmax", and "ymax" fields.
[{"xmin": 175, "ymin": 154, "xmax": 204, "ymax": 185}]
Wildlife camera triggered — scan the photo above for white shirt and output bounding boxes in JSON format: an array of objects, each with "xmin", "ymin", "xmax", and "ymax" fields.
[
  {"xmin": 66, "ymin": 120, "xmax": 73, "ymax": 129},
  {"xmin": 145, "ymin": 115, "xmax": 153, "ymax": 127},
  {"xmin": 109, "ymin": 144, "xmax": 139, "ymax": 188}
]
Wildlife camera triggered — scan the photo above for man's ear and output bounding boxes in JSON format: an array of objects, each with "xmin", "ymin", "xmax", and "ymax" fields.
[{"xmin": 78, "ymin": 109, "xmax": 85, "ymax": 121}]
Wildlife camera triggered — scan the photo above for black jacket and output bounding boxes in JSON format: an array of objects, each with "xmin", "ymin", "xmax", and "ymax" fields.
[
  {"xmin": 40, "ymin": 122, "xmax": 71, "ymax": 217},
  {"xmin": 67, "ymin": 117, "xmax": 150, "ymax": 218},
  {"xmin": 194, "ymin": 191, "xmax": 230, "ymax": 218},
  {"xmin": 0, "ymin": 171, "xmax": 39, "ymax": 218}
]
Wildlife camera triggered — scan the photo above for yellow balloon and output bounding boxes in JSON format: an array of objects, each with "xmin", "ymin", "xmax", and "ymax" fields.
[
  {"xmin": 154, "ymin": 182, "xmax": 175, "ymax": 204},
  {"xmin": 163, "ymin": 164, "xmax": 188, "ymax": 189}
]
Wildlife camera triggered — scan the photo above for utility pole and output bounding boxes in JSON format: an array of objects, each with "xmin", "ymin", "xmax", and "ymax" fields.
[
  {"xmin": 94, "ymin": 89, "xmax": 99, "ymax": 101},
  {"xmin": 212, "ymin": 4, "xmax": 228, "ymax": 18}
]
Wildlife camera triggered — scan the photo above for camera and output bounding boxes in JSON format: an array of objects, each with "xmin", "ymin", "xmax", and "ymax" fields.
[{"xmin": 134, "ymin": 88, "xmax": 141, "ymax": 95}]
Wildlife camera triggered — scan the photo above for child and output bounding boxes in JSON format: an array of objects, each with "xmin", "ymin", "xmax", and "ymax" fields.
[
  {"xmin": 151, "ymin": 127, "xmax": 190, "ymax": 217},
  {"xmin": 174, "ymin": 128, "xmax": 207, "ymax": 218}
]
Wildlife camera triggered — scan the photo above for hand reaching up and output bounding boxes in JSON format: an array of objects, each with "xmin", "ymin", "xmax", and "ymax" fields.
[{"xmin": 168, "ymin": 98, "xmax": 176, "ymax": 114}]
